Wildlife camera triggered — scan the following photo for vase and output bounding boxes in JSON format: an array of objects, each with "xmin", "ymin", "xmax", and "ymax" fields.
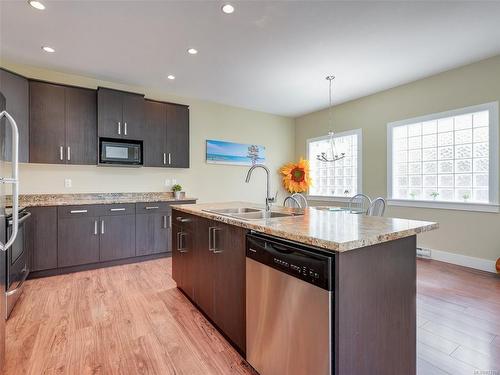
[{"xmin": 174, "ymin": 191, "xmax": 181, "ymax": 200}]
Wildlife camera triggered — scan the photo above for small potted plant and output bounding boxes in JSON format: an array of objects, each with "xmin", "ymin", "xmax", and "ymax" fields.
[
  {"xmin": 430, "ymin": 192, "xmax": 439, "ymax": 201},
  {"xmin": 462, "ymin": 192, "xmax": 470, "ymax": 202},
  {"xmin": 172, "ymin": 184, "xmax": 182, "ymax": 200}
]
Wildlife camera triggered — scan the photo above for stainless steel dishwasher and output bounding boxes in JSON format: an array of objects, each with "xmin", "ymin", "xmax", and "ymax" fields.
[{"xmin": 246, "ymin": 233, "xmax": 334, "ymax": 375}]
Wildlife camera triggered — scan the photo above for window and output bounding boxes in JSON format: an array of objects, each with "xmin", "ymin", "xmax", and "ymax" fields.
[
  {"xmin": 307, "ymin": 129, "xmax": 362, "ymax": 199},
  {"xmin": 387, "ymin": 102, "xmax": 499, "ymax": 212}
]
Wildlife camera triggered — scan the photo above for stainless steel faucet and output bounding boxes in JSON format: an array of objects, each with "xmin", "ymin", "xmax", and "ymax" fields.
[{"xmin": 245, "ymin": 164, "xmax": 275, "ymax": 215}]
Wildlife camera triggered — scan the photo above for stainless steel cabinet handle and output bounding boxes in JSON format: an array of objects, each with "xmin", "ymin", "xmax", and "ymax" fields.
[
  {"xmin": 124, "ymin": 122, "xmax": 127, "ymax": 135},
  {"xmin": 169, "ymin": 215, "xmax": 172, "ymax": 228},
  {"xmin": 101, "ymin": 220, "xmax": 105, "ymax": 234},
  {"xmin": 168, "ymin": 153, "xmax": 171, "ymax": 165},
  {"xmin": 163, "ymin": 153, "xmax": 166, "ymax": 165},
  {"xmin": 145, "ymin": 206, "xmax": 159, "ymax": 210},
  {"xmin": 118, "ymin": 121, "xmax": 121, "ymax": 135},
  {"xmin": 177, "ymin": 232, "xmax": 188, "ymax": 253},
  {"xmin": 94, "ymin": 220, "xmax": 98, "ymax": 235},
  {"xmin": 176, "ymin": 217, "xmax": 191, "ymax": 223},
  {"xmin": 67, "ymin": 146, "xmax": 71, "ymax": 161},
  {"xmin": 209, "ymin": 227, "xmax": 223, "ymax": 253},
  {"xmin": 163, "ymin": 215, "xmax": 167, "ymax": 229},
  {"xmin": 70, "ymin": 209, "xmax": 88, "ymax": 214},
  {"xmin": 110, "ymin": 208, "xmax": 126, "ymax": 212},
  {"xmin": 60, "ymin": 146, "xmax": 64, "ymax": 161}
]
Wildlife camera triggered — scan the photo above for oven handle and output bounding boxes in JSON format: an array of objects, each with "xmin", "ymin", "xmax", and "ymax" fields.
[
  {"xmin": 6, "ymin": 266, "xmax": 29, "ymax": 297},
  {"xmin": 8, "ymin": 211, "xmax": 31, "ymax": 226}
]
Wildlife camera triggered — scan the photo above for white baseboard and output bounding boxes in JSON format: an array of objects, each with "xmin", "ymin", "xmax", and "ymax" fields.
[{"xmin": 417, "ymin": 247, "xmax": 497, "ymax": 273}]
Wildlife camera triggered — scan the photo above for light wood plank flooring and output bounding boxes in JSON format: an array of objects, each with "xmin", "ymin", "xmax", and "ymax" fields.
[{"xmin": 5, "ymin": 257, "xmax": 500, "ymax": 374}]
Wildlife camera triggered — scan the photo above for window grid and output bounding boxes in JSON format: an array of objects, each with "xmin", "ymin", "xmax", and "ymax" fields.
[
  {"xmin": 308, "ymin": 133, "xmax": 359, "ymax": 197},
  {"xmin": 392, "ymin": 110, "xmax": 489, "ymax": 203}
]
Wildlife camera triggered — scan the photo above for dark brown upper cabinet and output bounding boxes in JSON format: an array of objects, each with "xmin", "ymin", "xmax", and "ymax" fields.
[
  {"xmin": 29, "ymin": 81, "xmax": 97, "ymax": 165},
  {"xmin": 0, "ymin": 68, "xmax": 29, "ymax": 162},
  {"xmin": 143, "ymin": 100, "xmax": 189, "ymax": 168},
  {"xmin": 97, "ymin": 87, "xmax": 145, "ymax": 140}
]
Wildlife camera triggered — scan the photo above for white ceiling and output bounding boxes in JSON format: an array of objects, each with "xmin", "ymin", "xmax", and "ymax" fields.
[{"xmin": 1, "ymin": 1, "xmax": 500, "ymax": 117}]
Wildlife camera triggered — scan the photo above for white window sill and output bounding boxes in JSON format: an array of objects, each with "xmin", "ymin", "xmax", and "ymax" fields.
[
  {"xmin": 387, "ymin": 198, "xmax": 499, "ymax": 213},
  {"xmin": 306, "ymin": 195, "xmax": 353, "ymax": 203}
]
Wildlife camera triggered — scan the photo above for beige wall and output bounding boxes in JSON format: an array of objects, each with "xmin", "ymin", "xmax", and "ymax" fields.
[
  {"xmin": 1, "ymin": 62, "xmax": 295, "ymax": 204},
  {"xmin": 296, "ymin": 55, "xmax": 500, "ymax": 262}
]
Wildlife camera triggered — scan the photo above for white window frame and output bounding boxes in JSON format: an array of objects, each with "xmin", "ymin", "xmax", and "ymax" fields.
[
  {"xmin": 387, "ymin": 102, "xmax": 499, "ymax": 212},
  {"xmin": 306, "ymin": 128, "xmax": 363, "ymax": 202}
]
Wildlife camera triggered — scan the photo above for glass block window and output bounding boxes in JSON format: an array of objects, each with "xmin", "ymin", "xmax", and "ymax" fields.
[
  {"xmin": 388, "ymin": 102, "xmax": 498, "ymax": 206},
  {"xmin": 307, "ymin": 129, "xmax": 362, "ymax": 198}
]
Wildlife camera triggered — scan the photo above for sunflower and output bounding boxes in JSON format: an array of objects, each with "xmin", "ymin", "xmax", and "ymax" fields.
[{"xmin": 280, "ymin": 158, "xmax": 312, "ymax": 193}]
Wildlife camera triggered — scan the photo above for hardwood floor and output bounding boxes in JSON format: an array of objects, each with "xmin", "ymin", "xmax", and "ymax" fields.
[{"xmin": 5, "ymin": 257, "xmax": 500, "ymax": 374}]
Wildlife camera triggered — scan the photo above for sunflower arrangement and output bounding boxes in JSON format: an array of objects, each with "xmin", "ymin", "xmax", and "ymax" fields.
[{"xmin": 280, "ymin": 158, "xmax": 312, "ymax": 193}]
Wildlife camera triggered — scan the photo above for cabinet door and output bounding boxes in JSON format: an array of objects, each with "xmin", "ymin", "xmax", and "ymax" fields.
[
  {"xmin": 0, "ymin": 68, "xmax": 29, "ymax": 162},
  {"xmin": 166, "ymin": 104, "xmax": 189, "ymax": 168},
  {"xmin": 65, "ymin": 87, "xmax": 97, "ymax": 165},
  {"xmin": 212, "ymin": 222, "xmax": 247, "ymax": 352},
  {"xmin": 193, "ymin": 218, "xmax": 215, "ymax": 319},
  {"xmin": 122, "ymin": 92, "xmax": 144, "ymax": 140},
  {"xmin": 99, "ymin": 215, "xmax": 136, "ymax": 261},
  {"xmin": 29, "ymin": 81, "xmax": 66, "ymax": 164},
  {"xmin": 97, "ymin": 88, "xmax": 123, "ymax": 138},
  {"xmin": 58, "ymin": 216, "xmax": 100, "ymax": 267},
  {"xmin": 136, "ymin": 213, "xmax": 169, "ymax": 255},
  {"xmin": 143, "ymin": 100, "xmax": 167, "ymax": 167},
  {"xmin": 26, "ymin": 207, "xmax": 58, "ymax": 271},
  {"xmin": 171, "ymin": 213, "xmax": 196, "ymax": 300}
]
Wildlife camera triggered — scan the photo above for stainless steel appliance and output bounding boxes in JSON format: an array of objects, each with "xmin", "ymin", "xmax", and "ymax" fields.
[
  {"xmin": 5, "ymin": 207, "xmax": 30, "ymax": 318},
  {"xmin": 0, "ymin": 94, "xmax": 21, "ymax": 370},
  {"xmin": 99, "ymin": 138, "xmax": 143, "ymax": 166},
  {"xmin": 246, "ymin": 233, "xmax": 334, "ymax": 375}
]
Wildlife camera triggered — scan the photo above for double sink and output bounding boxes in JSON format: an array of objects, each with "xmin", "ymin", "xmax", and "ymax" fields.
[{"xmin": 204, "ymin": 207, "xmax": 303, "ymax": 221}]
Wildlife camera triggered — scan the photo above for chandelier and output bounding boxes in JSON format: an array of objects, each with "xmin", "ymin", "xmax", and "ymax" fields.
[{"xmin": 316, "ymin": 76, "xmax": 345, "ymax": 163}]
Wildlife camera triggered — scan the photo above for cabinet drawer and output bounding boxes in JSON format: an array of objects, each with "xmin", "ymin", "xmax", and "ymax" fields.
[
  {"xmin": 136, "ymin": 202, "xmax": 171, "ymax": 214},
  {"xmin": 96, "ymin": 203, "xmax": 136, "ymax": 216},
  {"xmin": 172, "ymin": 210, "xmax": 196, "ymax": 232},
  {"xmin": 58, "ymin": 205, "xmax": 99, "ymax": 218}
]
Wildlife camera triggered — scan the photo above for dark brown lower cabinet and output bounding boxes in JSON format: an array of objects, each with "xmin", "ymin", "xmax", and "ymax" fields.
[
  {"xmin": 136, "ymin": 213, "xmax": 171, "ymax": 256},
  {"xmin": 99, "ymin": 214, "xmax": 136, "ymax": 261},
  {"xmin": 58, "ymin": 216, "xmax": 100, "ymax": 267},
  {"xmin": 25, "ymin": 206, "xmax": 58, "ymax": 272},
  {"xmin": 171, "ymin": 210, "xmax": 246, "ymax": 353}
]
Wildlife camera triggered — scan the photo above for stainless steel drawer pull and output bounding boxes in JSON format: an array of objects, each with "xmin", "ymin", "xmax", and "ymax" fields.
[
  {"xmin": 118, "ymin": 121, "xmax": 121, "ymax": 135},
  {"xmin": 163, "ymin": 215, "xmax": 167, "ymax": 229},
  {"xmin": 209, "ymin": 227, "xmax": 223, "ymax": 253},
  {"xmin": 168, "ymin": 152, "xmax": 171, "ymax": 165},
  {"xmin": 124, "ymin": 122, "xmax": 127, "ymax": 135},
  {"xmin": 94, "ymin": 220, "xmax": 98, "ymax": 235},
  {"xmin": 101, "ymin": 220, "xmax": 105, "ymax": 234},
  {"xmin": 176, "ymin": 217, "xmax": 191, "ymax": 223},
  {"xmin": 163, "ymin": 153, "xmax": 166, "ymax": 165},
  {"xmin": 110, "ymin": 208, "xmax": 126, "ymax": 212},
  {"xmin": 145, "ymin": 206, "xmax": 159, "ymax": 210},
  {"xmin": 67, "ymin": 146, "xmax": 71, "ymax": 161},
  {"xmin": 70, "ymin": 210, "xmax": 88, "ymax": 214},
  {"xmin": 60, "ymin": 146, "xmax": 64, "ymax": 161}
]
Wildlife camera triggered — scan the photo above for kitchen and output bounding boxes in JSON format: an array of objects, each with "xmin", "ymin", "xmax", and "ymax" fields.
[{"xmin": 1, "ymin": 1, "xmax": 500, "ymax": 375}]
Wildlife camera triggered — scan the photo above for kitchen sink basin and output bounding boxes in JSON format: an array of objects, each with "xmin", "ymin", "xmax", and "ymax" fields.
[{"xmin": 203, "ymin": 207, "xmax": 303, "ymax": 220}]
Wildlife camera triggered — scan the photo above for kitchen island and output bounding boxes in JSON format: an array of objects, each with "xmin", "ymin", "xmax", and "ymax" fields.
[{"xmin": 171, "ymin": 202, "xmax": 438, "ymax": 375}]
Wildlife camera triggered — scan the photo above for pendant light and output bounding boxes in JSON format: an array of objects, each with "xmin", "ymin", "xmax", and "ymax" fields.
[{"xmin": 316, "ymin": 76, "xmax": 345, "ymax": 163}]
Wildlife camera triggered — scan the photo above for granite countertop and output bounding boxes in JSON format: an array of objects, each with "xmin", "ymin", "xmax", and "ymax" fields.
[
  {"xmin": 171, "ymin": 201, "xmax": 438, "ymax": 252},
  {"xmin": 8, "ymin": 192, "xmax": 197, "ymax": 207}
]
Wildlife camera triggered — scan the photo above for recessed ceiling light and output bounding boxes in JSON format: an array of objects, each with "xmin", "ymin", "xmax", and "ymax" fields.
[
  {"xmin": 41, "ymin": 46, "xmax": 55, "ymax": 53},
  {"xmin": 167, "ymin": 75, "xmax": 175, "ymax": 80},
  {"xmin": 28, "ymin": 0, "xmax": 45, "ymax": 10},
  {"xmin": 221, "ymin": 4, "xmax": 235, "ymax": 14},
  {"xmin": 187, "ymin": 48, "xmax": 198, "ymax": 55}
]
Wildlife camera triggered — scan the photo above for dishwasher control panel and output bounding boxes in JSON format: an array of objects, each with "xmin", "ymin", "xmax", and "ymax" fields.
[{"xmin": 247, "ymin": 233, "xmax": 334, "ymax": 291}]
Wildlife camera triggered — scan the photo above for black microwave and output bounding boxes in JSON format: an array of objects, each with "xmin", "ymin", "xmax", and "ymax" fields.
[{"xmin": 99, "ymin": 138, "xmax": 143, "ymax": 166}]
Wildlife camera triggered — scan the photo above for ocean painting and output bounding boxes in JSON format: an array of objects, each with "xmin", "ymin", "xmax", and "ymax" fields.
[{"xmin": 206, "ymin": 140, "xmax": 266, "ymax": 166}]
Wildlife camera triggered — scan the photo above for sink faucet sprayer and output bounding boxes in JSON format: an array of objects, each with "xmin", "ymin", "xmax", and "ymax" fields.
[{"xmin": 245, "ymin": 164, "xmax": 275, "ymax": 216}]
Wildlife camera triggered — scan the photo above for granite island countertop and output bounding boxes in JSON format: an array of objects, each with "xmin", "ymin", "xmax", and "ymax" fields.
[
  {"xmin": 171, "ymin": 201, "xmax": 438, "ymax": 252},
  {"xmin": 8, "ymin": 192, "xmax": 197, "ymax": 208}
]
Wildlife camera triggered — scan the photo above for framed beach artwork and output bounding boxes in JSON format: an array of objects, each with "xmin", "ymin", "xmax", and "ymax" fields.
[{"xmin": 206, "ymin": 139, "xmax": 266, "ymax": 166}]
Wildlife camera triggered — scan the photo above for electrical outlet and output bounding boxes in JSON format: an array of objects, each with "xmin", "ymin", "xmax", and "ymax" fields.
[
  {"xmin": 164, "ymin": 179, "xmax": 171, "ymax": 187},
  {"xmin": 416, "ymin": 247, "xmax": 431, "ymax": 258},
  {"xmin": 171, "ymin": 178, "xmax": 177, "ymax": 185},
  {"xmin": 64, "ymin": 178, "xmax": 72, "ymax": 188}
]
